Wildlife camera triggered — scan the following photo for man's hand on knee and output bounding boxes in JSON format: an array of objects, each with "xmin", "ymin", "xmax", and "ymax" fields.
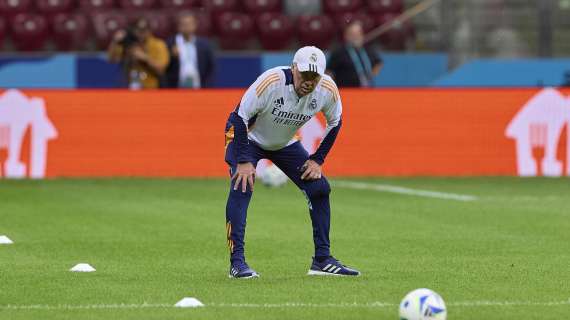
[
  {"xmin": 301, "ymin": 160, "xmax": 322, "ymax": 181},
  {"xmin": 232, "ymin": 162, "xmax": 256, "ymax": 192}
]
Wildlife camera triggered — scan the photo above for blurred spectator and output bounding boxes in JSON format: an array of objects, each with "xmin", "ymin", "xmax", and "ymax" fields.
[
  {"xmin": 326, "ymin": 22, "xmax": 382, "ymax": 87},
  {"xmin": 563, "ymin": 71, "xmax": 570, "ymax": 87},
  {"xmin": 107, "ymin": 18, "xmax": 169, "ymax": 89},
  {"xmin": 164, "ymin": 13, "xmax": 216, "ymax": 88}
]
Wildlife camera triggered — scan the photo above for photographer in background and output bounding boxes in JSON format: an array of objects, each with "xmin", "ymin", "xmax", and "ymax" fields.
[{"xmin": 107, "ymin": 18, "xmax": 170, "ymax": 89}]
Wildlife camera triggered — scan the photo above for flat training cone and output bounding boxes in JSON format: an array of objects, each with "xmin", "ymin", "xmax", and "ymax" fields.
[
  {"xmin": 174, "ymin": 297, "xmax": 204, "ymax": 308},
  {"xmin": 0, "ymin": 235, "xmax": 14, "ymax": 244},
  {"xmin": 70, "ymin": 263, "xmax": 96, "ymax": 272}
]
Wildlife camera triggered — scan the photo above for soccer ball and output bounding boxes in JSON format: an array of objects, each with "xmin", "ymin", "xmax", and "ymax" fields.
[
  {"xmin": 399, "ymin": 288, "xmax": 447, "ymax": 320},
  {"xmin": 259, "ymin": 164, "xmax": 288, "ymax": 187}
]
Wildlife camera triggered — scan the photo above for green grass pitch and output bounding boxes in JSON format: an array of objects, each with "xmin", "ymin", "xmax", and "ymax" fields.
[{"xmin": 0, "ymin": 178, "xmax": 569, "ymax": 319}]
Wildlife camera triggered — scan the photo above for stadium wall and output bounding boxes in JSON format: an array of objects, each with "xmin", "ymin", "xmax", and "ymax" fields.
[
  {"xmin": 1, "ymin": 88, "xmax": 568, "ymax": 178},
  {"xmin": 0, "ymin": 53, "xmax": 447, "ymax": 88}
]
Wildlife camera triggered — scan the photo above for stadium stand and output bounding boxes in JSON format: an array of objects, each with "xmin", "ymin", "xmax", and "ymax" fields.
[
  {"xmin": 0, "ymin": 0, "xmax": 413, "ymax": 51},
  {"xmin": 91, "ymin": 11, "xmax": 128, "ymax": 49},
  {"xmin": 51, "ymin": 13, "xmax": 89, "ymax": 50},
  {"xmin": 216, "ymin": 11, "xmax": 254, "ymax": 49},
  {"xmin": 297, "ymin": 14, "xmax": 335, "ymax": 49},
  {"xmin": 11, "ymin": 13, "xmax": 49, "ymax": 51},
  {"xmin": 159, "ymin": 0, "xmax": 200, "ymax": 9},
  {"xmin": 79, "ymin": 0, "xmax": 116, "ymax": 11},
  {"xmin": 256, "ymin": 12, "xmax": 294, "ymax": 50},
  {"xmin": 367, "ymin": 0, "xmax": 404, "ymax": 14},
  {"xmin": 0, "ymin": 0, "xmax": 33, "ymax": 19},
  {"xmin": 0, "ymin": 17, "xmax": 5, "ymax": 48},
  {"xmin": 322, "ymin": 0, "xmax": 363, "ymax": 14},
  {"xmin": 244, "ymin": 0, "xmax": 281, "ymax": 14},
  {"xmin": 118, "ymin": 0, "xmax": 157, "ymax": 10}
]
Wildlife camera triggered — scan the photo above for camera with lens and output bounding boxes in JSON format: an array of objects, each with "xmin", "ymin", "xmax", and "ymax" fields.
[{"xmin": 119, "ymin": 28, "xmax": 141, "ymax": 49}]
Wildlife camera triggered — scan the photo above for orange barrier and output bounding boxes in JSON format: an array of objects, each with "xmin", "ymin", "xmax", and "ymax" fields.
[{"xmin": 1, "ymin": 88, "xmax": 568, "ymax": 177}]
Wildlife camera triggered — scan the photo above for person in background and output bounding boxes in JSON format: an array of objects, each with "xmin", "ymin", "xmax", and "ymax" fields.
[
  {"xmin": 326, "ymin": 22, "xmax": 383, "ymax": 88},
  {"xmin": 107, "ymin": 18, "xmax": 170, "ymax": 89},
  {"xmin": 164, "ymin": 13, "xmax": 216, "ymax": 88},
  {"xmin": 563, "ymin": 71, "xmax": 570, "ymax": 87}
]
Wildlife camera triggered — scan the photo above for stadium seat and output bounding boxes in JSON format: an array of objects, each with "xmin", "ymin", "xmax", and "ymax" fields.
[
  {"xmin": 79, "ymin": 0, "xmax": 116, "ymax": 11},
  {"xmin": 0, "ymin": 0, "xmax": 32, "ymax": 18},
  {"xmin": 216, "ymin": 12, "xmax": 254, "ymax": 50},
  {"xmin": 11, "ymin": 13, "xmax": 49, "ymax": 51},
  {"xmin": 36, "ymin": 0, "xmax": 75, "ymax": 16},
  {"xmin": 118, "ymin": 0, "xmax": 157, "ymax": 10},
  {"xmin": 51, "ymin": 13, "xmax": 89, "ymax": 50},
  {"xmin": 256, "ymin": 12, "xmax": 294, "ymax": 50},
  {"xmin": 244, "ymin": 0, "xmax": 281, "ymax": 14},
  {"xmin": 0, "ymin": 18, "xmax": 5, "ymax": 49},
  {"xmin": 127, "ymin": 11, "xmax": 172, "ymax": 39},
  {"xmin": 203, "ymin": 0, "xmax": 238, "ymax": 13},
  {"xmin": 323, "ymin": 0, "xmax": 362, "ymax": 14},
  {"xmin": 158, "ymin": 0, "xmax": 200, "ymax": 10},
  {"xmin": 91, "ymin": 11, "xmax": 128, "ymax": 49},
  {"xmin": 374, "ymin": 13, "xmax": 413, "ymax": 50},
  {"xmin": 297, "ymin": 15, "xmax": 336, "ymax": 49},
  {"xmin": 366, "ymin": 0, "xmax": 403, "ymax": 14},
  {"xmin": 335, "ymin": 11, "xmax": 375, "ymax": 35}
]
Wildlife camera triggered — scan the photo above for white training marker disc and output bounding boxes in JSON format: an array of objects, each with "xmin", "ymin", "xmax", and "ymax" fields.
[
  {"xmin": 0, "ymin": 235, "xmax": 14, "ymax": 244},
  {"xmin": 174, "ymin": 297, "xmax": 204, "ymax": 308},
  {"xmin": 70, "ymin": 263, "xmax": 96, "ymax": 272}
]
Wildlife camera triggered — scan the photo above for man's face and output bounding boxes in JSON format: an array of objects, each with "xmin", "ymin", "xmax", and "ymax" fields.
[
  {"xmin": 179, "ymin": 16, "xmax": 197, "ymax": 37},
  {"xmin": 344, "ymin": 23, "xmax": 364, "ymax": 48},
  {"xmin": 134, "ymin": 22, "xmax": 150, "ymax": 42},
  {"xmin": 292, "ymin": 64, "xmax": 321, "ymax": 97}
]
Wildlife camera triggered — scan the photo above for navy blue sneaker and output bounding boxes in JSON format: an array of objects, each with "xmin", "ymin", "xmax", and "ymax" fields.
[
  {"xmin": 229, "ymin": 260, "xmax": 259, "ymax": 279},
  {"xmin": 307, "ymin": 256, "xmax": 360, "ymax": 276}
]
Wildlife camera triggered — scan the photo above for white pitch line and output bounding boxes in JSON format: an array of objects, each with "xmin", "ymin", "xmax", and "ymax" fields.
[
  {"xmin": 333, "ymin": 181, "xmax": 478, "ymax": 202},
  {"xmin": 2, "ymin": 300, "xmax": 569, "ymax": 310}
]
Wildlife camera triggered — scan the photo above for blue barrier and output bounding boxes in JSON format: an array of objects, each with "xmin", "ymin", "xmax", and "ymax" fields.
[
  {"xmin": 434, "ymin": 59, "xmax": 570, "ymax": 87},
  {"xmin": 17, "ymin": 52, "xmax": 570, "ymax": 89}
]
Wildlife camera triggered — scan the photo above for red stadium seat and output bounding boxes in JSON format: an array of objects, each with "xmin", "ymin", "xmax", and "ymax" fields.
[
  {"xmin": 0, "ymin": 18, "xmax": 5, "ymax": 48},
  {"xmin": 158, "ymin": 0, "xmax": 200, "ymax": 10},
  {"xmin": 118, "ymin": 0, "xmax": 157, "ymax": 10},
  {"xmin": 203, "ymin": 0, "xmax": 237, "ymax": 13},
  {"xmin": 51, "ymin": 13, "xmax": 89, "ymax": 50},
  {"xmin": 203, "ymin": 0, "xmax": 238, "ymax": 28},
  {"xmin": 335, "ymin": 11, "xmax": 375, "ymax": 36},
  {"xmin": 216, "ymin": 12, "xmax": 254, "ymax": 50},
  {"xmin": 366, "ymin": 0, "xmax": 403, "ymax": 14},
  {"xmin": 11, "ymin": 13, "xmax": 49, "ymax": 51},
  {"xmin": 244, "ymin": 0, "xmax": 281, "ymax": 14},
  {"xmin": 256, "ymin": 12, "xmax": 294, "ymax": 50},
  {"xmin": 36, "ymin": 0, "xmax": 75, "ymax": 16},
  {"xmin": 374, "ymin": 13, "xmax": 413, "ymax": 50},
  {"xmin": 127, "ymin": 11, "xmax": 172, "ymax": 39},
  {"xmin": 297, "ymin": 15, "xmax": 336, "ymax": 49},
  {"xmin": 91, "ymin": 11, "xmax": 128, "ymax": 49},
  {"xmin": 323, "ymin": 0, "xmax": 362, "ymax": 14},
  {"xmin": 0, "ymin": 0, "xmax": 32, "ymax": 18},
  {"xmin": 79, "ymin": 0, "xmax": 116, "ymax": 11}
]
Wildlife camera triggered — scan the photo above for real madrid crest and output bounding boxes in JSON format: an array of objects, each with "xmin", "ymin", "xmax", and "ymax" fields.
[
  {"xmin": 309, "ymin": 98, "xmax": 317, "ymax": 110},
  {"xmin": 309, "ymin": 53, "xmax": 318, "ymax": 63}
]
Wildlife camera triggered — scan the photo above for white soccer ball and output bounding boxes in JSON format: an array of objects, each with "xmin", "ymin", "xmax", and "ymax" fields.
[
  {"xmin": 259, "ymin": 164, "xmax": 288, "ymax": 187},
  {"xmin": 399, "ymin": 288, "xmax": 447, "ymax": 320}
]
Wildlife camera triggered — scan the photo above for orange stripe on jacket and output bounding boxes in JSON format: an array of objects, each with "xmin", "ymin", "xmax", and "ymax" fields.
[
  {"xmin": 321, "ymin": 81, "xmax": 339, "ymax": 102},
  {"xmin": 256, "ymin": 74, "xmax": 280, "ymax": 97}
]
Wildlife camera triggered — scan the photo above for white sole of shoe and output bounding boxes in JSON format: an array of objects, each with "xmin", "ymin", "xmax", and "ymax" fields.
[
  {"xmin": 307, "ymin": 270, "xmax": 352, "ymax": 276},
  {"xmin": 228, "ymin": 273, "xmax": 260, "ymax": 279}
]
